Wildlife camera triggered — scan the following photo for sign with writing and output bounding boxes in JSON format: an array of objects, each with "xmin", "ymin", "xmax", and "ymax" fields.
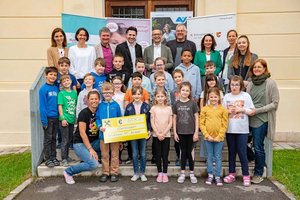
[{"xmin": 102, "ymin": 114, "xmax": 148, "ymax": 143}]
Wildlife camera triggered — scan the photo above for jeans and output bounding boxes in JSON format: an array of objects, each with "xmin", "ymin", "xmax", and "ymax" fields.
[
  {"xmin": 131, "ymin": 139, "xmax": 147, "ymax": 174},
  {"xmin": 226, "ymin": 133, "xmax": 249, "ymax": 176},
  {"xmin": 60, "ymin": 122, "xmax": 74, "ymax": 160},
  {"xmin": 205, "ymin": 140, "xmax": 224, "ymax": 177},
  {"xmin": 251, "ymin": 122, "xmax": 268, "ymax": 176},
  {"xmin": 43, "ymin": 118, "xmax": 58, "ymax": 160},
  {"xmin": 154, "ymin": 137, "xmax": 170, "ymax": 173},
  {"xmin": 65, "ymin": 139, "xmax": 100, "ymax": 176},
  {"xmin": 179, "ymin": 134, "xmax": 194, "ymax": 171}
]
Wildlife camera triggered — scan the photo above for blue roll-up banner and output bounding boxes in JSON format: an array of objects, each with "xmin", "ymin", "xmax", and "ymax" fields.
[{"xmin": 62, "ymin": 13, "xmax": 107, "ymax": 47}]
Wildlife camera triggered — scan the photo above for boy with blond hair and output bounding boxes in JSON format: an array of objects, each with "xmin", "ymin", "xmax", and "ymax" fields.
[{"xmin": 96, "ymin": 82, "xmax": 122, "ymax": 182}]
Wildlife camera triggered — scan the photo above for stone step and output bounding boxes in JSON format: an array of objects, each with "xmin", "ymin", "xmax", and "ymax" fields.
[
  {"xmin": 38, "ymin": 161, "xmax": 265, "ymax": 177},
  {"xmin": 56, "ymin": 147, "xmax": 240, "ymax": 162}
]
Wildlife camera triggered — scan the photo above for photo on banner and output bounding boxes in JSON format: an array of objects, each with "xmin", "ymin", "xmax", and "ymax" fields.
[
  {"xmin": 151, "ymin": 11, "xmax": 193, "ymax": 44},
  {"xmin": 62, "ymin": 13, "xmax": 107, "ymax": 47},
  {"xmin": 106, "ymin": 18, "xmax": 151, "ymax": 50},
  {"xmin": 187, "ymin": 13, "xmax": 236, "ymax": 52}
]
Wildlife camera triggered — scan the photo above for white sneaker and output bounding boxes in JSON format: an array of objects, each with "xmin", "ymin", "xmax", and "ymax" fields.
[
  {"xmin": 63, "ymin": 171, "xmax": 75, "ymax": 184},
  {"xmin": 131, "ymin": 174, "xmax": 140, "ymax": 182},
  {"xmin": 177, "ymin": 173, "xmax": 185, "ymax": 183},
  {"xmin": 190, "ymin": 173, "xmax": 198, "ymax": 184},
  {"xmin": 140, "ymin": 174, "xmax": 148, "ymax": 182}
]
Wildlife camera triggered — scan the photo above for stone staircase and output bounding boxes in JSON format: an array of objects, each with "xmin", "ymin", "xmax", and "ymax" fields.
[{"xmin": 38, "ymin": 137, "xmax": 265, "ymax": 177}]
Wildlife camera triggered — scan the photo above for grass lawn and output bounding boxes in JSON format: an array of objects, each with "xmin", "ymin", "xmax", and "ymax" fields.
[
  {"xmin": 0, "ymin": 152, "xmax": 32, "ymax": 199},
  {"xmin": 273, "ymin": 149, "xmax": 300, "ymax": 200}
]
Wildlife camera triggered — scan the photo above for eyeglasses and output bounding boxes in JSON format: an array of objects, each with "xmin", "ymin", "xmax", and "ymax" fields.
[
  {"xmin": 156, "ymin": 64, "xmax": 164, "ymax": 67},
  {"xmin": 230, "ymin": 84, "xmax": 240, "ymax": 87},
  {"xmin": 102, "ymin": 92, "xmax": 113, "ymax": 95}
]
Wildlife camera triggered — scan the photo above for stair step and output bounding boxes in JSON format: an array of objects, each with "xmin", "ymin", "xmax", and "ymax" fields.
[{"xmin": 38, "ymin": 162, "xmax": 265, "ymax": 177}]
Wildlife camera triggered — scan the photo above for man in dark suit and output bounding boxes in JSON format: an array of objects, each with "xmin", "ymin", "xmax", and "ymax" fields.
[
  {"xmin": 143, "ymin": 28, "xmax": 174, "ymax": 76},
  {"xmin": 115, "ymin": 26, "xmax": 142, "ymax": 74}
]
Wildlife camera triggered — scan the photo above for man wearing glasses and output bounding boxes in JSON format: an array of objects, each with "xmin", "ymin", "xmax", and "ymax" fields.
[{"xmin": 144, "ymin": 28, "xmax": 174, "ymax": 76}]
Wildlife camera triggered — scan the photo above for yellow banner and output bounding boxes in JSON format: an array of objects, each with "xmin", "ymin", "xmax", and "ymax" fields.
[{"xmin": 102, "ymin": 114, "xmax": 148, "ymax": 143}]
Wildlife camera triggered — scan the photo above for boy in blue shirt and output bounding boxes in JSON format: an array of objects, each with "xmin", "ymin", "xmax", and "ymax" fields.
[
  {"xmin": 39, "ymin": 67, "xmax": 60, "ymax": 168},
  {"xmin": 55, "ymin": 57, "xmax": 77, "ymax": 91},
  {"xmin": 81, "ymin": 58, "xmax": 107, "ymax": 94},
  {"xmin": 96, "ymin": 82, "xmax": 122, "ymax": 182}
]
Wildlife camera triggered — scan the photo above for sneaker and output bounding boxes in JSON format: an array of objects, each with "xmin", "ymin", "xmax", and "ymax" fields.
[
  {"xmin": 67, "ymin": 157, "xmax": 75, "ymax": 163},
  {"xmin": 162, "ymin": 173, "xmax": 169, "ymax": 183},
  {"xmin": 177, "ymin": 173, "xmax": 185, "ymax": 183},
  {"xmin": 156, "ymin": 173, "xmax": 163, "ymax": 183},
  {"xmin": 110, "ymin": 174, "xmax": 119, "ymax": 182},
  {"xmin": 125, "ymin": 159, "xmax": 132, "ymax": 164},
  {"xmin": 45, "ymin": 159, "xmax": 55, "ymax": 168},
  {"xmin": 61, "ymin": 159, "xmax": 68, "ymax": 167},
  {"xmin": 190, "ymin": 173, "xmax": 198, "ymax": 184},
  {"xmin": 175, "ymin": 159, "xmax": 180, "ymax": 166},
  {"xmin": 140, "ymin": 174, "xmax": 148, "ymax": 182},
  {"xmin": 52, "ymin": 158, "xmax": 60, "ymax": 166},
  {"xmin": 99, "ymin": 174, "xmax": 109, "ymax": 182},
  {"xmin": 205, "ymin": 176, "xmax": 214, "ymax": 185},
  {"xmin": 224, "ymin": 173, "xmax": 236, "ymax": 184},
  {"xmin": 215, "ymin": 177, "xmax": 223, "ymax": 186},
  {"xmin": 63, "ymin": 171, "xmax": 75, "ymax": 184},
  {"xmin": 251, "ymin": 176, "xmax": 264, "ymax": 184},
  {"xmin": 243, "ymin": 176, "xmax": 251, "ymax": 187},
  {"xmin": 131, "ymin": 174, "xmax": 140, "ymax": 182}
]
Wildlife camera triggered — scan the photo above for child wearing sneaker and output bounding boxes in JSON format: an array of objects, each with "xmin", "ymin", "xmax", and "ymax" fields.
[
  {"xmin": 200, "ymin": 88, "xmax": 228, "ymax": 186},
  {"xmin": 124, "ymin": 87, "xmax": 151, "ymax": 182},
  {"xmin": 173, "ymin": 82, "xmax": 199, "ymax": 184},
  {"xmin": 222, "ymin": 76, "xmax": 255, "ymax": 187},
  {"xmin": 150, "ymin": 88, "xmax": 173, "ymax": 183},
  {"xmin": 58, "ymin": 75, "xmax": 77, "ymax": 167}
]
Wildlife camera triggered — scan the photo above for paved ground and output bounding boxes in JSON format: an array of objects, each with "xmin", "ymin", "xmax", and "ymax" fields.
[{"xmin": 15, "ymin": 176, "xmax": 290, "ymax": 200}]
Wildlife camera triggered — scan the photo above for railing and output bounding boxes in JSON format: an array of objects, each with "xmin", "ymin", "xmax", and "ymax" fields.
[
  {"xmin": 265, "ymin": 138, "xmax": 273, "ymax": 177},
  {"xmin": 30, "ymin": 67, "xmax": 46, "ymax": 176}
]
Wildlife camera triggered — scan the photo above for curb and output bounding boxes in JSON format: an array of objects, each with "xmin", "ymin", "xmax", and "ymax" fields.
[
  {"xmin": 4, "ymin": 178, "xmax": 33, "ymax": 200},
  {"xmin": 272, "ymin": 179, "xmax": 297, "ymax": 200}
]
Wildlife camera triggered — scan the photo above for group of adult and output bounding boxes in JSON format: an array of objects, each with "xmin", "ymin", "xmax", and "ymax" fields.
[{"xmin": 46, "ymin": 24, "xmax": 279, "ymax": 182}]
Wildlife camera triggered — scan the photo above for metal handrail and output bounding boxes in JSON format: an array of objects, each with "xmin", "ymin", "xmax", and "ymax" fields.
[{"xmin": 30, "ymin": 67, "xmax": 46, "ymax": 176}]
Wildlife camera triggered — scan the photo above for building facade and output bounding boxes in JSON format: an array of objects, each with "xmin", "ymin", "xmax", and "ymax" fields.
[{"xmin": 0, "ymin": 0, "xmax": 299, "ymax": 145}]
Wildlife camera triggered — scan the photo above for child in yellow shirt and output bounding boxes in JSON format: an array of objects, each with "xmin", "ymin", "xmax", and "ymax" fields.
[{"xmin": 200, "ymin": 87, "xmax": 228, "ymax": 186}]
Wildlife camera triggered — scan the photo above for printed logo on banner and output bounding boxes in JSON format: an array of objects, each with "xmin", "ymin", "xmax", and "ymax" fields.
[{"xmin": 175, "ymin": 17, "xmax": 188, "ymax": 23}]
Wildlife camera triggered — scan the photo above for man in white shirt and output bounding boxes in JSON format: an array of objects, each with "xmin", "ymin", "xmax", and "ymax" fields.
[
  {"xmin": 115, "ymin": 26, "xmax": 142, "ymax": 73},
  {"xmin": 144, "ymin": 28, "xmax": 173, "ymax": 76}
]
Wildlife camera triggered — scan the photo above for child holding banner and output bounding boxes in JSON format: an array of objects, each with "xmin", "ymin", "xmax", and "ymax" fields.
[
  {"xmin": 96, "ymin": 82, "xmax": 122, "ymax": 183},
  {"xmin": 150, "ymin": 88, "xmax": 173, "ymax": 183},
  {"xmin": 124, "ymin": 87, "xmax": 151, "ymax": 182}
]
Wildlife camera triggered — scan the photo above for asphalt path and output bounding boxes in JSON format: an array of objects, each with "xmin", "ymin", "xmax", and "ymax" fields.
[{"xmin": 15, "ymin": 176, "xmax": 289, "ymax": 200}]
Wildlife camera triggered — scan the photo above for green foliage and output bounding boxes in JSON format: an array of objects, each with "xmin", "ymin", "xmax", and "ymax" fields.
[
  {"xmin": 273, "ymin": 150, "xmax": 300, "ymax": 200},
  {"xmin": 0, "ymin": 152, "xmax": 31, "ymax": 199}
]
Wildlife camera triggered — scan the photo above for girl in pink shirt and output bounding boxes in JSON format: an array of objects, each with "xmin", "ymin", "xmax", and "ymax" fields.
[{"xmin": 150, "ymin": 88, "xmax": 173, "ymax": 183}]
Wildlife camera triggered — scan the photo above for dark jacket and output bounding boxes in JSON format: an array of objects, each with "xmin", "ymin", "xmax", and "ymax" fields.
[
  {"xmin": 166, "ymin": 39, "xmax": 197, "ymax": 66},
  {"xmin": 124, "ymin": 102, "xmax": 151, "ymax": 131},
  {"xmin": 115, "ymin": 41, "xmax": 143, "ymax": 73}
]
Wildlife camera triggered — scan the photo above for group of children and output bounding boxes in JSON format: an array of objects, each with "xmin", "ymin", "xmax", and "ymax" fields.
[{"xmin": 40, "ymin": 48, "xmax": 255, "ymax": 187}]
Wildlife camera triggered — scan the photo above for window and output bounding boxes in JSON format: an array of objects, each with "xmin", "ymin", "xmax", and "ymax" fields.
[{"xmin": 106, "ymin": 0, "xmax": 194, "ymax": 18}]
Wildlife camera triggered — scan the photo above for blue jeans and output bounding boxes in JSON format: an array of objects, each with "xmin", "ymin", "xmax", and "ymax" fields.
[
  {"xmin": 205, "ymin": 140, "xmax": 224, "ymax": 177},
  {"xmin": 131, "ymin": 139, "xmax": 147, "ymax": 174},
  {"xmin": 226, "ymin": 133, "xmax": 249, "ymax": 176},
  {"xmin": 65, "ymin": 139, "xmax": 100, "ymax": 176},
  {"xmin": 251, "ymin": 122, "xmax": 268, "ymax": 176}
]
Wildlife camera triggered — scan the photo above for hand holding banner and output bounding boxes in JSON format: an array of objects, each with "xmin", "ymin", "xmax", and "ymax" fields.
[{"xmin": 102, "ymin": 114, "xmax": 148, "ymax": 144}]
